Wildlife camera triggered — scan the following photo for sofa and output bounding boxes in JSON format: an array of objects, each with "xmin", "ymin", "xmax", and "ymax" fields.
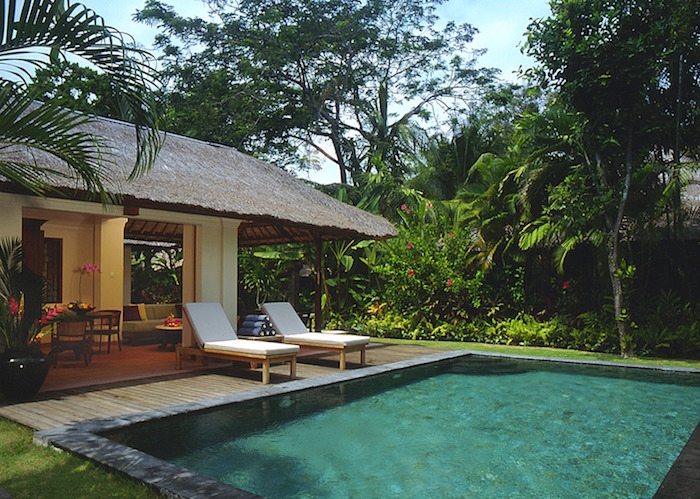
[{"xmin": 122, "ymin": 303, "xmax": 182, "ymax": 345}]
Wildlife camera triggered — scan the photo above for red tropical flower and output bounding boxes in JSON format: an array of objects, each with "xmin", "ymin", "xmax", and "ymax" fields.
[{"xmin": 7, "ymin": 296, "xmax": 19, "ymax": 316}]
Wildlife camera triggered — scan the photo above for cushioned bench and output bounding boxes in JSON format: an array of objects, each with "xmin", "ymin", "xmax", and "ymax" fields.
[{"xmin": 122, "ymin": 303, "xmax": 182, "ymax": 345}]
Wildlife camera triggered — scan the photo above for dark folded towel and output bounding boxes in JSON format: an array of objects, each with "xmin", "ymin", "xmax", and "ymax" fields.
[
  {"xmin": 241, "ymin": 320, "xmax": 266, "ymax": 329},
  {"xmin": 238, "ymin": 314, "xmax": 276, "ymax": 336},
  {"xmin": 244, "ymin": 314, "xmax": 268, "ymax": 322}
]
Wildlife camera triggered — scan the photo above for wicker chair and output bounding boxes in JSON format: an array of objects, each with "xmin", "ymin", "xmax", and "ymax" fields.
[
  {"xmin": 86, "ymin": 310, "xmax": 122, "ymax": 353},
  {"xmin": 50, "ymin": 320, "xmax": 93, "ymax": 367}
]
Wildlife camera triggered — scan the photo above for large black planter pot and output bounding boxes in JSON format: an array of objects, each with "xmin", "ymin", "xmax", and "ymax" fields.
[{"xmin": 0, "ymin": 353, "xmax": 50, "ymax": 401}]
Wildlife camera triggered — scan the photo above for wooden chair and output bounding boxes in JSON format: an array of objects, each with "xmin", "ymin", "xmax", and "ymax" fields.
[
  {"xmin": 86, "ymin": 310, "xmax": 122, "ymax": 354},
  {"xmin": 50, "ymin": 320, "xmax": 93, "ymax": 367}
]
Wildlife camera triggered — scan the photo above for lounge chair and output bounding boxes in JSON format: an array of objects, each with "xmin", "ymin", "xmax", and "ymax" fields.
[
  {"xmin": 261, "ymin": 302, "xmax": 369, "ymax": 369},
  {"xmin": 178, "ymin": 302, "xmax": 299, "ymax": 384}
]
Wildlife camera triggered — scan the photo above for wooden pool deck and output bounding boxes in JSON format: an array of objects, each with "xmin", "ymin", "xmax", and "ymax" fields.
[{"xmin": 0, "ymin": 342, "xmax": 442, "ymax": 431}]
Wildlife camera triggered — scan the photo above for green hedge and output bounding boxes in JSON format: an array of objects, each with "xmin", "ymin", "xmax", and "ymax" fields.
[{"xmin": 350, "ymin": 312, "xmax": 700, "ymax": 358}]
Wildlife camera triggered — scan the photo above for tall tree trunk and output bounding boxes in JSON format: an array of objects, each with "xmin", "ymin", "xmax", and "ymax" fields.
[
  {"xmin": 331, "ymin": 132, "xmax": 348, "ymax": 185},
  {"xmin": 605, "ymin": 134, "xmax": 635, "ymax": 357},
  {"xmin": 606, "ymin": 236, "xmax": 628, "ymax": 356},
  {"xmin": 672, "ymin": 53, "xmax": 694, "ymax": 309},
  {"xmin": 672, "ymin": 53, "xmax": 684, "ymax": 239}
]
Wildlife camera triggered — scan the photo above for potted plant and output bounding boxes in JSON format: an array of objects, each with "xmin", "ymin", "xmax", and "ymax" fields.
[{"xmin": 0, "ymin": 238, "xmax": 70, "ymax": 400}]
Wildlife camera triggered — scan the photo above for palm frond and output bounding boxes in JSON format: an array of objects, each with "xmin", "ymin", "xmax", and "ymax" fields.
[
  {"xmin": 0, "ymin": 83, "xmax": 114, "ymax": 203},
  {"xmin": 0, "ymin": 0, "xmax": 162, "ymax": 185},
  {"xmin": 0, "ymin": 238, "xmax": 22, "ymax": 302}
]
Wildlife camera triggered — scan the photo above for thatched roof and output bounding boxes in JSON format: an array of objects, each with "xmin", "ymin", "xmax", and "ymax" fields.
[{"xmin": 1, "ymin": 111, "xmax": 397, "ymax": 246}]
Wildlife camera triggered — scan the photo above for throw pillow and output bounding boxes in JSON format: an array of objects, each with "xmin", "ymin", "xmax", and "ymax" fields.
[{"xmin": 123, "ymin": 305, "xmax": 141, "ymax": 321}]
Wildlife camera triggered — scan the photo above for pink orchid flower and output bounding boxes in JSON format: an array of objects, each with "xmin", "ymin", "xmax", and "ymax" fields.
[{"xmin": 82, "ymin": 263, "xmax": 100, "ymax": 273}]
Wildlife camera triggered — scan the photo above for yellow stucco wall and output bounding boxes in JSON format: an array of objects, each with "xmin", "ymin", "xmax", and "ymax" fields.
[
  {"xmin": 42, "ymin": 215, "xmax": 96, "ymax": 305},
  {"xmin": 95, "ymin": 217, "xmax": 127, "ymax": 311}
]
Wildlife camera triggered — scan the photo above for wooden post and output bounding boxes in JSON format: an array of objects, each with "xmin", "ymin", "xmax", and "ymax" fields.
[
  {"xmin": 22, "ymin": 219, "xmax": 45, "ymax": 322},
  {"xmin": 314, "ymin": 234, "xmax": 323, "ymax": 331},
  {"xmin": 22, "ymin": 219, "xmax": 45, "ymax": 277}
]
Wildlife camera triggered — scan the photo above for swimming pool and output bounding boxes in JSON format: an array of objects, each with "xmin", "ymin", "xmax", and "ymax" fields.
[{"xmin": 105, "ymin": 355, "xmax": 700, "ymax": 498}]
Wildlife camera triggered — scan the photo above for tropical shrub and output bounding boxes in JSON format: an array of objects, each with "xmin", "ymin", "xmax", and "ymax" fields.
[
  {"xmin": 373, "ymin": 199, "xmax": 485, "ymax": 323},
  {"xmin": 632, "ymin": 290, "xmax": 700, "ymax": 358}
]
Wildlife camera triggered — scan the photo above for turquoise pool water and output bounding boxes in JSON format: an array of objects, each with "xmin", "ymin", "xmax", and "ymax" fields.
[{"xmin": 109, "ymin": 357, "xmax": 700, "ymax": 498}]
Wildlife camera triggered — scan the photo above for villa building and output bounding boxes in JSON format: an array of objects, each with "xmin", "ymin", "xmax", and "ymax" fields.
[{"xmin": 0, "ymin": 112, "xmax": 397, "ymax": 344}]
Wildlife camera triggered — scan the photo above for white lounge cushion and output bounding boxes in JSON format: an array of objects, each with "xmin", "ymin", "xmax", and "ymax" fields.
[
  {"xmin": 261, "ymin": 302, "xmax": 370, "ymax": 347},
  {"xmin": 261, "ymin": 302, "xmax": 309, "ymax": 335},
  {"xmin": 184, "ymin": 303, "xmax": 299, "ymax": 355},
  {"xmin": 184, "ymin": 302, "xmax": 240, "ymax": 343},
  {"xmin": 204, "ymin": 339, "xmax": 299, "ymax": 356},
  {"xmin": 284, "ymin": 332, "xmax": 369, "ymax": 347}
]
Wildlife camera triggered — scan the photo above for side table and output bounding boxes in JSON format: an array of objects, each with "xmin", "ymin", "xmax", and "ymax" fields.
[{"xmin": 155, "ymin": 324, "xmax": 183, "ymax": 350}]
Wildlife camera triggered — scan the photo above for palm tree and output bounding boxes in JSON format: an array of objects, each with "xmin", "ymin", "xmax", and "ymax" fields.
[
  {"xmin": 454, "ymin": 152, "xmax": 522, "ymax": 268},
  {"xmin": 0, "ymin": 0, "xmax": 162, "ymax": 202}
]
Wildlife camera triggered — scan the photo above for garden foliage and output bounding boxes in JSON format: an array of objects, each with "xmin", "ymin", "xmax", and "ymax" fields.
[
  {"xmin": 130, "ymin": 248, "xmax": 182, "ymax": 304},
  {"xmin": 247, "ymin": 189, "xmax": 700, "ymax": 358},
  {"xmin": 126, "ymin": 0, "xmax": 699, "ymax": 359},
  {"xmin": 372, "ymin": 199, "xmax": 481, "ymax": 334}
]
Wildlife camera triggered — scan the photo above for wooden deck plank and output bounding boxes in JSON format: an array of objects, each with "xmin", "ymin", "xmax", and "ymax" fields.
[
  {"xmin": 0, "ymin": 343, "xmax": 443, "ymax": 430},
  {"xmin": 0, "ymin": 406, "xmax": 65, "ymax": 430},
  {"xmin": 76, "ymin": 394, "xmax": 160, "ymax": 414},
  {"xmin": 103, "ymin": 386, "xmax": 186, "ymax": 407},
  {"xmin": 30, "ymin": 398, "xmax": 129, "ymax": 422},
  {"xmin": 66, "ymin": 393, "xmax": 149, "ymax": 414}
]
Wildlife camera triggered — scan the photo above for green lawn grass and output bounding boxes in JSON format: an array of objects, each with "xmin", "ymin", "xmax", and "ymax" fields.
[
  {"xmin": 2, "ymin": 341, "xmax": 697, "ymax": 498},
  {"xmin": 373, "ymin": 337, "xmax": 700, "ymax": 369},
  {"xmin": 0, "ymin": 418, "xmax": 159, "ymax": 499}
]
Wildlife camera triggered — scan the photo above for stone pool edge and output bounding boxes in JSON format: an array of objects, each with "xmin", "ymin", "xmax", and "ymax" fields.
[{"xmin": 33, "ymin": 350, "xmax": 699, "ymax": 499}]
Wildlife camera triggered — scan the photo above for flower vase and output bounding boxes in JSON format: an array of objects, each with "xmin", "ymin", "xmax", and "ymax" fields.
[{"xmin": 0, "ymin": 350, "xmax": 50, "ymax": 401}]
